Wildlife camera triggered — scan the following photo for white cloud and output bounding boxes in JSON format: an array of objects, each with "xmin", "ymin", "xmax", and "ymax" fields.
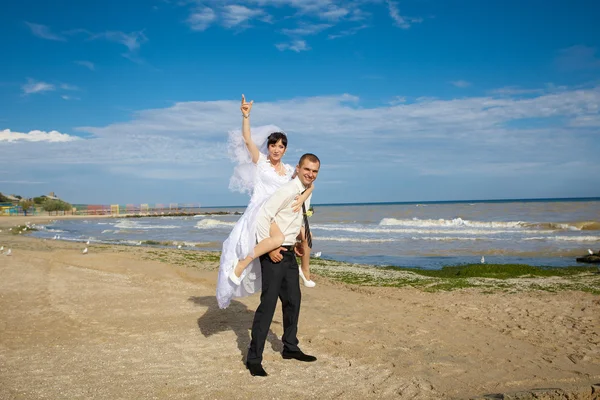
[
  {"xmin": 22, "ymin": 79, "xmax": 55, "ymax": 95},
  {"xmin": 450, "ymin": 80, "xmax": 471, "ymax": 88},
  {"xmin": 3, "ymin": 85, "xmax": 599, "ymax": 194},
  {"xmin": 222, "ymin": 5, "xmax": 266, "ymax": 28},
  {"xmin": 60, "ymin": 83, "xmax": 79, "ymax": 91},
  {"xmin": 319, "ymin": 6, "xmax": 349, "ymax": 21},
  {"xmin": 21, "ymin": 79, "xmax": 80, "ymax": 97},
  {"xmin": 179, "ymin": 1, "xmax": 421, "ymax": 50},
  {"xmin": 275, "ymin": 40, "xmax": 309, "ymax": 52},
  {"xmin": 75, "ymin": 60, "xmax": 95, "ymax": 71},
  {"xmin": 25, "ymin": 22, "xmax": 66, "ymax": 41},
  {"xmin": 187, "ymin": 7, "xmax": 217, "ymax": 31},
  {"xmin": 282, "ymin": 23, "xmax": 331, "ymax": 36},
  {"xmin": 0, "ymin": 129, "xmax": 80, "ymax": 143},
  {"xmin": 92, "ymin": 30, "xmax": 147, "ymax": 52},
  {"xmin": 328, "ymin": 24, "xmax": 368, "ymax": 40},
  {"xmin": 389, "ymin": 96, "xmax": 406, "ymax": 105},
  {"xmin": 387, "ymin": 0, "xmax": 422, "ymax": 29}
]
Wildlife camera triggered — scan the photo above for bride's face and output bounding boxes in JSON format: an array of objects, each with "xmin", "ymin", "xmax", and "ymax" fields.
[{"xmin": 268, "ymin": 140, "xmax": 286, "ymax": 161}]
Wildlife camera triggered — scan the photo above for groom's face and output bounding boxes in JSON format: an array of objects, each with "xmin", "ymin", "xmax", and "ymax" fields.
[{"xmin": 296, "ymin": 159, "xmax": 320, "ymax": 187}]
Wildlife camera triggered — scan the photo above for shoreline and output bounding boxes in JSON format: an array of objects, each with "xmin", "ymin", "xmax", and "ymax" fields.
[
  {"xmin": 6, "ymin": 214, "xmax": 598, "ymax": 263},
  {"xmin": 3, "ymin": 215, "xmax": 599, "ymax": 294},
  {"xmin": 1, "ymin": 216, "xmax": 600, "ymax": 399}
]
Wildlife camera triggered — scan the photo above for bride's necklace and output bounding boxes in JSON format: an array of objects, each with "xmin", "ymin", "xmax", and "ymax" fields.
[{"xmin": 269, "ymin": 159, "xmax": 285, "ymax": 176}]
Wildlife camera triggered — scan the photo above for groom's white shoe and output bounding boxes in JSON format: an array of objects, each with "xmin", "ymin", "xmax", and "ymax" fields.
[
  {"xmin": 299, "ymin": 268, "xmax": 316, "ymax": 288},
  {"xmin": 229, "ymin": 259, "xmax": 242, "ymax": 286}
]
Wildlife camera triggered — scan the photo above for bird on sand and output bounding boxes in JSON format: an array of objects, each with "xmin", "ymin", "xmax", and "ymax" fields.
[{"xmin": 481, "ymin": 256, "xmax": 485, "ymax": 264}]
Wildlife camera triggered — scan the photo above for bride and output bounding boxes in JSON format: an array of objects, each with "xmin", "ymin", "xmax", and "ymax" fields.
[{"xmin": 216, "ymin": 95, "xmax": 315, "ymax": 309}]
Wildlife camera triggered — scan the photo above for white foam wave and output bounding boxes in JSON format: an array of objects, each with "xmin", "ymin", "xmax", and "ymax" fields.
[
  {"xmin": 101, "ymin": 230, "xmax": 113, "ymax": 234},
  {"xmin": 523, "ymin": 236, "xmax": 600, "ymax": 242},
  {"xmin": 195, "ymin": 219, "xmax": 236, "ymax": 229},
  {"xmin": 412, "ymin": 236, "xmax": 491, "ymax": 241},
  {"xmin": 113, "ymin": 220, "xmax": 180, "ymax": 230},
  {"xmin": 318, "ymin": 237, "xmax": 396, "ymax": 243},
  {"xmin": 314, "ymin": 225, "xmax": 551, "ymax": 235},
  {"xmin": 379, "ymin": 217, "xmax": 525, "ymax": 229}
]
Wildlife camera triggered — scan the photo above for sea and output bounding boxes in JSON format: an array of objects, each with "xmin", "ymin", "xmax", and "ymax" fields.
[{"xmin": 30, "ymin": 198, "xmax": 600, "ymax": 270}]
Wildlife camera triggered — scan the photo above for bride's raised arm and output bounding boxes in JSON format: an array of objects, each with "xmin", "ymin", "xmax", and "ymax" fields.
[{"xmin": 241, "ymin": 94, "xmax": 261, "ymax": 164}]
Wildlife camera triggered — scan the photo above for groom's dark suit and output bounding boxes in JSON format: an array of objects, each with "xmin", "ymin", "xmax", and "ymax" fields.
[{"xmin": 246, "ymin": 176, "xmax": 310, "ymax": 366}]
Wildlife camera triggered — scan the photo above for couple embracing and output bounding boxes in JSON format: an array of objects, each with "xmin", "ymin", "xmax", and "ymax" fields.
[{"xmin": 216, "ymin": 94, "xmax": 321, "ymax": 376}]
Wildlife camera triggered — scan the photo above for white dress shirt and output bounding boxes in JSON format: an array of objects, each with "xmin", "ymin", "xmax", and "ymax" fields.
[{"xmin": 255, "ymin": 177, "xmax": 311, "ymax": 246}]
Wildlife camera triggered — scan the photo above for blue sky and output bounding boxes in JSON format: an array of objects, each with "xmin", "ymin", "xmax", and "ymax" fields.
[{"xmin": 1, "ymin": 0, "xmax": 599, "ymax": 206}]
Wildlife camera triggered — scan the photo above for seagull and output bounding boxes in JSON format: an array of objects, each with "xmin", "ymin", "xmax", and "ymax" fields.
[
  {"xmin": 82, "ymin": 248, "xmax": 88, "ymax": 255},
  {"xmin": 177, "ymin": 244, "xmax": 183, "ymax": 249},
  {"xmin": 86, "ymin": 239, "xmax": 90, "ymax": 245},
  {"xmin": 588, "ymin": 249, "xmax": 594, "ymax": 255},
  {"xmin": 53, "ymin": 235, "xmax": 58, "ymax": 240},
  {"xmin": 481, "ymin": 256, "xmax": 485, "ymax": 264},
  {"xmin": 313, "ymin": 251, "xmax": 322, "ymax": 258},
  {"xmin": 6, "ymin": 249, "xmax": 12, "ymax": 256}
]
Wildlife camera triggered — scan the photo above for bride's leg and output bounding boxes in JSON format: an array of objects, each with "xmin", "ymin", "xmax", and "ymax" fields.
[
  {"xmin": 299, "ymin": 227, "xmax": 312, "ymax": 280},
  {"xmin": 233, "ymin": 222, "xmax": 285, "ymax": 278}
]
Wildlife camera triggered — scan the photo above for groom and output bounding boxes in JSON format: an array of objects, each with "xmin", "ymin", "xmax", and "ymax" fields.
[{"xmin": 245, "ymin": 153, "xmax": 321, "ymax": 377}]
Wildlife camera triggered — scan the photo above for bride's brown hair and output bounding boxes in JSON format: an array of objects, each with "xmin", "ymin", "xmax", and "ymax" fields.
[{"xmin": 267, "ymin": 132, "xmax": 287, "ymax": 148}]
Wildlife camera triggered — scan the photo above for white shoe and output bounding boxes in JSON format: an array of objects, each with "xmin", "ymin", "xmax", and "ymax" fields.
[
  {"xmin": 229, "ymin": 259, "xmax": 242, "ymax": 286},
  {"xmin": 299, "ymin": 268, "xmax": 316, "ymax": 288}
]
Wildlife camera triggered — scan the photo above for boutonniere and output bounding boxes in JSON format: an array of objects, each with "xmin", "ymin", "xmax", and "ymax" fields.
[{"xmin": 305, "ymin": 206, "xmax": 314, "ymax": 218}]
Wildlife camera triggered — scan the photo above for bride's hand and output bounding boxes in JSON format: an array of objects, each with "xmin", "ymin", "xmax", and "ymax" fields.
[
  {"xmin": 291, "ymin": 191, "xmax": 309, "ymax": 213},
  {"xmin": 241, "ymin": 94, "xmax": 253, "ymax": 117}
]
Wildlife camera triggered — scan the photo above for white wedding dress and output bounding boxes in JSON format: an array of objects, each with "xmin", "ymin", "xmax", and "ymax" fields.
[{"xmin": 216, "ymin": 125, "xmax": 294, "ymax": 309}]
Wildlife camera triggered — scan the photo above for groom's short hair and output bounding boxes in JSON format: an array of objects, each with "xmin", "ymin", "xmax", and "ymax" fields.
[{"xmin": 299, "ymin": 153, "xmax": 320, "ymax": 166}]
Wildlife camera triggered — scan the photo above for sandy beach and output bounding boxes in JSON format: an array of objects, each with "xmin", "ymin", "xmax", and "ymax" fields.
[{"xmin": 1, "ymin": 215, "xmax": 599, "ymax": 399}]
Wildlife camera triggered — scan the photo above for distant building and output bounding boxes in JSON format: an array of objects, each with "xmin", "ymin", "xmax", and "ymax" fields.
[{"xmin": 42, "ymin": 192, "xmax": 60, "ymax": 200}]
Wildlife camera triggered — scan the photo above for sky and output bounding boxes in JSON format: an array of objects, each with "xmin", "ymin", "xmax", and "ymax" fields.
[{"xmin": 1, "ymin": 0, "xmax": 599, "ymax": 207}]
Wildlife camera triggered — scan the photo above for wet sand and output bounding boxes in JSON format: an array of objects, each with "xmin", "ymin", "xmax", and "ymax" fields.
[{"xmin": 1, "ymin": 216, "xmax": 599, "ymax": 399}]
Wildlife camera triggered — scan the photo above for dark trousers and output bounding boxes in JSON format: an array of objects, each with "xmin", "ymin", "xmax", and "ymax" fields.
[{"xmin": 246, "ymin": 249, "xmax": 301, "ymax": 364}]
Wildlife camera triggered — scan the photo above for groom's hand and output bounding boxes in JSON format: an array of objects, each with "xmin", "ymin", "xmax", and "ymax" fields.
[
  {"xmin": 268, "ymin": 247, "xmax": 285, "ymax": 263},
  {"xmin": 294, "ymin": 241, "xmax": 305, "ymax": 257}
]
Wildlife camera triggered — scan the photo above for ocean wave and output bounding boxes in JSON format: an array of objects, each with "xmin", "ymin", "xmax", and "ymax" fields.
[
  {"xmin": 39, "ymin": 227, "xmax": 66, "ymax": 233},
  {"xmin": 379, "ymin": 217, "xmax": 525, "ymax": 229},
  {"xmin": 314, "ymin": 225, "xmax": 552, "ymax": 235},
  {"xmin": 379, "ymin": 217, "xmax": 599, "ymax": 231},
  {"xmin": 523, "ymin": 236, "xmax": 600, "ymax": 242},
  {"xmin": 318, "ymin": 237, "xmax": 397, "ymax": 243},
  {"xmin": 195, "ymin": 219, "xmax": 236, "ymax": 229},
  {"xmin": 101, "ymin": 229, "xmax": 113, "ymax": 234},
  {"xmin": 522, "ymin": 221, "xmax": 600, "ymax": 231},
  {"xmin": 412, "ymin": 236, "xmax": 491, "ymax": 241},
  {"xmin": 113, "ymin": 220, "xmax": 181, "ymax": 230}
]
